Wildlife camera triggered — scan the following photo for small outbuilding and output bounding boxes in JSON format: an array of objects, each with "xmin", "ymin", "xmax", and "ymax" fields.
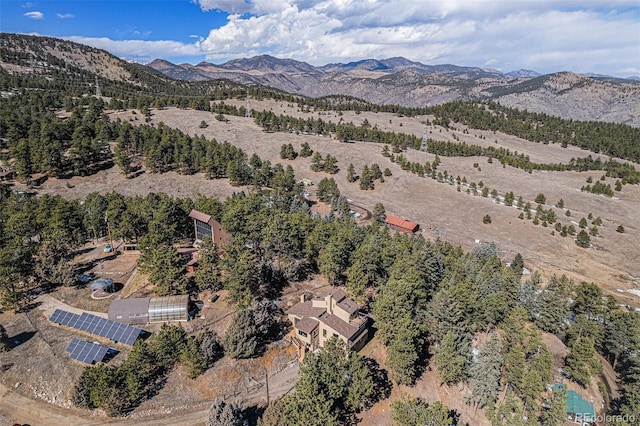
[
  {"xmin": 109, "ymin": 295, "xmax": 191, "ymax": 324},
  {"xmin": 554, "ymin": 384, "xmax": 595, "ymax": 423},
  {"xmin": 148, "ymin": 295, "xmax": 190, "ymax": 323},
  {"xmin": 108, "ymin": 297, "xmax": 151, "ymax": 325},
  {"xmin": 384, "ymin": 215, "xmax": 420, "ymax": 234}
]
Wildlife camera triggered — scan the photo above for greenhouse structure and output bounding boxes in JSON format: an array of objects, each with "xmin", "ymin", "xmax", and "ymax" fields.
[
  {"xmin": 148, "ymin": 295, "xmax": 190, "ymax": 323},
  {"xmin": 109, "ymin": 294, "xmax": 190, "ymax": 325}
]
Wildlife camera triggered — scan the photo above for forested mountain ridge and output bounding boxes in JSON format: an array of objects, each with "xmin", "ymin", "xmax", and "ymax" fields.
[
  {"xmin": 147, "ymin": 54, "xmax": 640, "ymax": 127},
  {"xmin": 2, "ymin": 32, "xmax": 640, "ymax": 127},
  {"xmin": 0, "ymin": 33, "xmax": 244, "ymax": 97}
]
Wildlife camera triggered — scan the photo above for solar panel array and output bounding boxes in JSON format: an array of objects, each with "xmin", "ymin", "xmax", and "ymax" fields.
[
  {"xmin": 49, "ymin": 309, "xmax": 142, "ymax": 345},
  {"xmin": 66, "ymin": 338, "xmax": 109, "ymax": 364}
]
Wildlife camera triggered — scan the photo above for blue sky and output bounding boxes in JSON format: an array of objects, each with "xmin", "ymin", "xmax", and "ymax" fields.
[{"xmin": 1, "ymin": 0, "xmax": 639, "ymax": 77}]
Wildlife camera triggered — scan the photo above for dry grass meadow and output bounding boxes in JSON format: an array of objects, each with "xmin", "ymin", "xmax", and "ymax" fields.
[{"xmin": 57, "ymin": 101, "xmax": 640, "ymax": 307}]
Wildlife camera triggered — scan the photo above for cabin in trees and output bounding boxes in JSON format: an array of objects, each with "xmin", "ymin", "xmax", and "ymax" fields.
[
  {"xmin": 188, "ymin": 209, "xmax": 232, "ymax": 247},
  {"xmin": 287, "ymin": 289, "xmax": 370, "ymax": 357},
  {"xmin": 384, "ymin": 215, "xmax": 420, "ymax": 234}
]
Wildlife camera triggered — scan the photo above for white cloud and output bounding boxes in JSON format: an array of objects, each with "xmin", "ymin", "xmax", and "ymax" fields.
[
  {"xmin": 64, "ymin": 36, "xmax": 202, "ymax": 63},
  {"xmin": 196, "ymin": 0, "xmax": 291, "ymax": 15},
  {"xmin": 24, "ymin": 11, "xmax": 44, "ymax": 19},
  {"xmin": 22, "ymin": 2, "xmax": 35, "ymax": 8},
  {"xmin": 56, "ymin": 13, "xmax": 74, "ymax": 19},
  {"xmin": 191, "ymin": 0, "xmax": 640, "ymax": 76},
  {"xmin": 45, "ymin": 0, "xmax": 639, "ymax": 77}
]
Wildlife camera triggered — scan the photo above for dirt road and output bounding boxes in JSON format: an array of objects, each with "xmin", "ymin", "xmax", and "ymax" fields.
[{"xmin": 0, "ymin": 354, "xmax": 299, "ymax": 426}]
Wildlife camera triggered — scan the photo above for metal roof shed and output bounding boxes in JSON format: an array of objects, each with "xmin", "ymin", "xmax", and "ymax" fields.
[
  {"xmin": 108, "ymin": 297, "xmax": 151, "ymax": 325},
  {"xmin": 148, "ymin": 295, "xmax": 190, "ymax": 323}
]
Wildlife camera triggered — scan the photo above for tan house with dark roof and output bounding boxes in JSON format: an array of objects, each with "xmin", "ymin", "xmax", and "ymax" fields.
[{"xmin": 287, "ymin": 288, "xmax": 370, "ymax": 356}]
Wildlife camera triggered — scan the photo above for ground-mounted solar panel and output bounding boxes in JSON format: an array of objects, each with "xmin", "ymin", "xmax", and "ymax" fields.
[
  {"xmin": 49, "ymin": 309, "xmax": 80, "ymax": 327},
  {"xmin": 50, "ymin": 309, "xmax": 141, "ymax": 345},
  {"xmin": 65, "ymin": 338, "xmax": 109, "ymax": 364},
  {"xmin": 77, "ymin": 312, "xmax": 142, "ymax": 345}
]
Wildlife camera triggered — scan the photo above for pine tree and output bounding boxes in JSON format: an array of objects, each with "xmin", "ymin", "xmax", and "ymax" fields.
[
  {"xmin": 346, "ymin": 163, "xmax": 357, "ymax": 182},
  {"xmin": 206, "ymin": 399, "xmax": 243, "ymax": 426},
  {"xmin": 371, "ymin": 163, "xmax": 382, "ymax": 180},
  {"xmin": 564, "ymin": 337, "xmax": 601, "ymax": 387},
  {"xmin": 300, "ymin": 141, "xmax": 313, "ymax": 157},
  {"xmin": 540, "ymin": 387, "xmax": 568, "ymax": 426},
  {"xmin": 194, "ymin": 237, "xmax": 222, "ymax": 292},
  {"xmin": 310, "ymin": 152, "xmax": 323, "ymax": 172},
  {"xmin": 535, "ymin": 275, "xmax": 572, "ymax": 336},
  {"xmin": 0, "ymin": 324, "xmax": 10, "ymax": 352},
  {"xmin": 316, "ymin": 177, "xmax": 340, "ymax": 204},
  {"xmin": 510, "ymin": 253, "xmax": 524, "ymax": 275},
  {"xmin": 392, "ymin": 394, "xmax": 453, "ymax": 426},
  {"xmin": 372, "ymin": 203, "xmax": 386, "ymax": 223},
  {"xmin": 359, "ymin": 165, "xmax": 374, "ymax": 190},
  {"xmin": 575, "ymin": 230, "xmax": 591, "ymax": 248},
  {"xmin": 435, "ymin": 330, "xmax": 469, "ymax": 385},
  {"xmin": 468, "ymin": 334, "xmax": 503, "ymax": 408},
  {"xmin": 323, "ymin": 154, "xmax": 339, "ymax": 174},
  {"xmin": 180, "ymin": 337, "xmax": 207, "ymax": 379}
]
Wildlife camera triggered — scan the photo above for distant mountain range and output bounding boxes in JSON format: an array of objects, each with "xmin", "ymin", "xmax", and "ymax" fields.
[
  {"xmin": 0, "ymin": 33, "xmax": 638, "ymax": 126},
  {"xmin": 148, "ymin": 54, "xmax": 640, "ymax": 126}
]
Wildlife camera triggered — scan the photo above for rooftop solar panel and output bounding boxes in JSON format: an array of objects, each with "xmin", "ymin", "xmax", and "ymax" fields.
[
  {"xmin": 65, "ymin": 338, "xmax": 109, "ymax": 364},
  {"xmin": 49, "ymin": 309, "xmax": 142, "ymax": 346}
]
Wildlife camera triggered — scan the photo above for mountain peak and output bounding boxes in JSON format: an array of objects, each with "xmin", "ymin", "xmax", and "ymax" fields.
[{"xmin": 506, "ymin": 69, "xmax": 541, "ymax": 78}]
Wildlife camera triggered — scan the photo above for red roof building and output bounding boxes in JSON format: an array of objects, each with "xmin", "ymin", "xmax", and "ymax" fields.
[{"xmin": 384, "ymin": 215, "xmax": 419, "ymax": 234}]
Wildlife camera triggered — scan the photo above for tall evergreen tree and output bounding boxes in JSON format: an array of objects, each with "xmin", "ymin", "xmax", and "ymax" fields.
[
  {"xmin": 359, "ymin": 165, "xmax": 374, "ymax": 190},
  {"xmin": 435, "ymin": 330, "xmax": 469, "ymax": 385},
  {"xmin": 468, "ymin": 334, "xmax": 503, "ymax": 408},
  {"xmin": 346, "ymin": 163, "xmax": 357, "ymax": 182}
]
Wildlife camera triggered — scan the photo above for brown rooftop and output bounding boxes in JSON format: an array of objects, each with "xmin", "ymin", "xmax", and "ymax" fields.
[
  {"xmin": 287, "ymin": 301, "xmax": 326, "ymax": 318},
  {"xmin": 319, "ymin": 312, "xmax": 360, "ymax": 341},
  {"xmin": 296, "ymin": 317, "xmax": 319, "ymax": 334},
  {"xmin": 189, "ymin": 209, "xmax": 213, "ymax": 224},
  {"xmin": 337, "ymin": 297, "xmax": 359, "ymax": 315}
]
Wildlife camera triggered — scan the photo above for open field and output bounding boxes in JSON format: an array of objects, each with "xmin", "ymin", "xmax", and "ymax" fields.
[{"xmin": 24, "ymin": 102, "xmax": 638, "ymax": 305}]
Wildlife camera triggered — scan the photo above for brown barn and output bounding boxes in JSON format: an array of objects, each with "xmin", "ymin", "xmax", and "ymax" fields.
[{"xmin": 384, "ymin": 215, "xmax": 420, "ymax": 234}]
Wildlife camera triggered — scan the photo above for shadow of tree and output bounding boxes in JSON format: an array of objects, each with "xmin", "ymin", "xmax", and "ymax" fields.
[
  {"xmin": 16, "ymin": 300, "xmax": 42, "ymax": 314},
  {"xmin": 362, "ymin": 356, "xmax": 392, "ymax": 409},
  {"xmin": 9, "ymin": 330, "xmax": 37, "ymax": 348}
]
